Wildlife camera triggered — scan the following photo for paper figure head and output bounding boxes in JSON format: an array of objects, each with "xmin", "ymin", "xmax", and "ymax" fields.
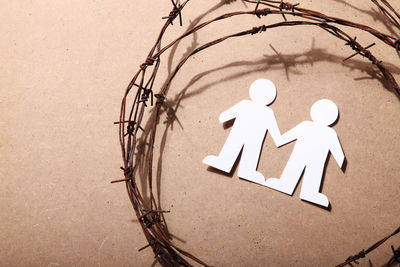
[
  {"xmin": 249, "ymin": 79, "xmax": 277, "ymax": 106},
  {"xmin": 310, "ymin": 99, "xmax": 339, "ymax": 126}
]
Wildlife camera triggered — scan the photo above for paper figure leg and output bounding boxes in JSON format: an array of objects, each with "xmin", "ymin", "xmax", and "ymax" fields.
[
  {"xmin": 300, "ymin": 160, "xmax": 329, "ymax": 207},
  {"xmin": 237, "ymin": 138, "xmax": 267, "ymax": 186},
  {"xmin": 266, "ymin": 151, "xmax": 305, "ymax": 195},
  {"xmin": 203, "ymin": 129, "xmax": 243, "ymax": 173}
]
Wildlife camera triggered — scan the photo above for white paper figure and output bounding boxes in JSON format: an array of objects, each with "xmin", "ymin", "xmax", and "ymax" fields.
[
  {"xmin": 203, "ymin": 79, "xmax": 281, "ymax": 186},
  {"xmin": 265, "ymin": 99, "xmax": 345, "ymax": 207}
]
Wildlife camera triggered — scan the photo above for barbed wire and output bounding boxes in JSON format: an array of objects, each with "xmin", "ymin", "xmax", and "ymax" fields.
[
  {"xmin": 336, "ymin": 226, "xmax": 400, "ymax": 267},
  {"xmin": 113, "ymin": 0, "xmax": 400, "ymax": 266}
]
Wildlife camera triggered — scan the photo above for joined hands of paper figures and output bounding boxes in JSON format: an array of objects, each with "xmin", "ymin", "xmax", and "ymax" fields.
[{"xmin": 203, "ymin": 79, "xmax": 345, "ymax": 207}]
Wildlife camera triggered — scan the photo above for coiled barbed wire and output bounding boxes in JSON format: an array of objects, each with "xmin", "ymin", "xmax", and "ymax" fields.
[{"xmin": 113, "ymin": 1, "xmax": 400, "ymax": 266}]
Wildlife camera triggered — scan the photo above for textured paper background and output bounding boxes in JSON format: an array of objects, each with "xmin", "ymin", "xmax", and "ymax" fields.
[{"xmin": 1, "ymin": 1, "xmax": 399, "ymax": 266}]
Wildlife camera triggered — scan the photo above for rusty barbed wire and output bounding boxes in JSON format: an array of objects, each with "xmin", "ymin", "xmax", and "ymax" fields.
[
  {"xmin": 114, "ymin": 0, "xmax": 400, "ymax": 266},
  {"xmin": 336, "ymin": 226, "xmax": 400, "ymax": 267}
]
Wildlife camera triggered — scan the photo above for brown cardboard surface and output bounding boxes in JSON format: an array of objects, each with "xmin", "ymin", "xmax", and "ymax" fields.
[{"xmin": 1, "ymin": 1, "xmax": 399, "ymax": 266}]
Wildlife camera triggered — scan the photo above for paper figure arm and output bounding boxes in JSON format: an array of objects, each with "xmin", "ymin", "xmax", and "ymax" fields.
[
  {"xmin": 329, "ymin": 133, "xmax": 345, "ymax": 168},
  {"xmin": 218, "ymin": 100, "xmax": 247, "ymax": 123},
  {"xmin": 276, "ymin": 122, "xmax": 305, "ymax": 147},
  {"xmin": 267, "ymin": 111, "xmax": 282, "ymax": 147}
]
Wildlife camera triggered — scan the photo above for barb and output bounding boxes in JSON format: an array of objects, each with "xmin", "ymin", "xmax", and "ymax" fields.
[
  {"xmin": 139, "ymin": 209, "xmax": 170, "ymax": 221},
  {"xmin": 255, "ymin": 0, "xmax": 261, "ymax": 12},
  {"xmin": 138, "ymin": 242, "xmax": 155, "ymax": 252},
  {"xmin": 343, "ymin": 43, "xmax": 376, "ymax": 62},
  {"xmin": 279, "ymin": 0, "xmax": 299, "ymax": 11},
  {"xmin": 139, "ymin": 88, "xmax": 154, "ymax": 106},
  {"xmin": 110, "ymin": 178, "xmax": 131, "ymax": 184},
  {"xmin": 255, "ymin": 7, "xmax": 272, "ymax": 18},
  {"xmin": 389, "ymin": 245, "xmax": 400, "ymax": 264},
  {"xmin": 250, "ymin": 25, "xmax": 268, "ymax": 34},
  {"xmin": 140, "ymin": 56, "xmax": 157, "ymax": 70},
  {"xmin": 279, "ymin": 0, "xmax": 299, "ymax": 21},
  {"xmin": 162, "ymin": 0, "xmax": 184, "ymax": 26}
]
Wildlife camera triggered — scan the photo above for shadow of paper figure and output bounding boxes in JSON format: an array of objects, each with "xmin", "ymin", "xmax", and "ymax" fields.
[
  {"xmin": 203, "ymin": 79, "xmax": 281, "ymax": 186},
  {"xmin": 266, "ymin": 99, "xmax": 345, "ymax": 207}
]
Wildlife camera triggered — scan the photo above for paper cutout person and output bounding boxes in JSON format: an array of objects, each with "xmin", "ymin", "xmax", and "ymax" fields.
[
  {"xmin": 203, "ymin": 79, "xmax": 281, "ymax": 186},
  {"xmin": 265, "ymin": 99, "xmax": 345, "ymax": 207}
]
